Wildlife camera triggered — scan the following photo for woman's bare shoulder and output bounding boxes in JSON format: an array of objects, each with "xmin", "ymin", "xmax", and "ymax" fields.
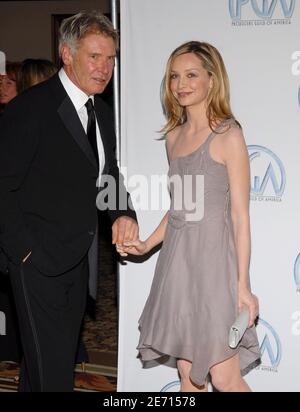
[
  {"xmin": 218, "ymin": 122, "xmax": 245, "ymax": 148},
  {"xmin": 166, "ymin": 125, "xmax": 182, "ymax": 152}
]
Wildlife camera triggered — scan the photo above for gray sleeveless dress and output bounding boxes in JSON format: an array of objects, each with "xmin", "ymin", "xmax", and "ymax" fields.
[{"xmin": 137, "ymin": 119, "xmax": 261, "ymax": 386}]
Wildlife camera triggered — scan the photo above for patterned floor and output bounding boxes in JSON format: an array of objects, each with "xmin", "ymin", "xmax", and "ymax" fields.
[
  {"xmin": 0, "ymin": 361, "xmax": 117, "ymax": 392},
  {"xmin": 83, "ymin": 221, "xmax": 118, "ymax": 357},
  {"xmin": 0, "ymin": 214, "xmax": 119, "ymax": 392}
]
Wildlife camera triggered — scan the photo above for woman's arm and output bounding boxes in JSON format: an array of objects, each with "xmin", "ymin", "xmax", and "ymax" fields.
[
  {"xmin": 116, "ymin": 130, "xmax": 177, "ymax": 257},
  {"xmin": 222, "ymin": 127, "xmax": 259, "ymax": 327},
  {"xmin": 144, "ymin": 211, "xmax": 169, "ymax": 251}
]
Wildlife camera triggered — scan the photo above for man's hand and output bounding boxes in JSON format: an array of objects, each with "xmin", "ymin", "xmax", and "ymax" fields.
[
  {"xmin": 22, "ymin": 251, "xmax": 32, "ymax": 263},
  {"xmin": 112, "ymin": 216, "xmax": 139, "ymax": 246}
]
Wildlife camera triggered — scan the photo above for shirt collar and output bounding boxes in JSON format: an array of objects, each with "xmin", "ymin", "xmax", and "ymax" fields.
[{"xmin": 58, "ymin": 68, "xmax": 94, "ymax": 111}]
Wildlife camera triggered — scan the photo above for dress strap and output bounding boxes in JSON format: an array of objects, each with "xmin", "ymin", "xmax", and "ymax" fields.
[{"xmin": 203, "ymin": 118, "xmax": 237, "ymax": 148}]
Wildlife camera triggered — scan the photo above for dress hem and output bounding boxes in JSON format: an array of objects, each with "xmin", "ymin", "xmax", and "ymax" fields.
[{"xmin": 138, "ymin": 342, "xmax": 261, "ymax": 387}]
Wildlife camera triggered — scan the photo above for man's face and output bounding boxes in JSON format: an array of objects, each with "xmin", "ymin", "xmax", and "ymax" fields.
[{"xmin": 62, "ymin": 32, "xmax": 116, "ymax": 95}]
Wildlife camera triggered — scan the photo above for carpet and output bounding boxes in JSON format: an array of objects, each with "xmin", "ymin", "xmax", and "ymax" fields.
[{"xmin": 0, "ymin": 361, "xmax": 117, "ymax": 392}]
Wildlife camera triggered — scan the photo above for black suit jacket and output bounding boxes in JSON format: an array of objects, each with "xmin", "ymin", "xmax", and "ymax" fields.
[{"xmin": 0, "ymin": 74, "xmax": 136, "ymax": 276}]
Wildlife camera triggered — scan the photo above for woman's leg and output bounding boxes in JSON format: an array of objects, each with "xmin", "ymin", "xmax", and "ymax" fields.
[
  {"xmin": 177, "ymin": 359, "xmax": 208, "ymax": 392},
  {"xmin": 210, "ymin": 353, "xmax": 251, "ymax": 392}
]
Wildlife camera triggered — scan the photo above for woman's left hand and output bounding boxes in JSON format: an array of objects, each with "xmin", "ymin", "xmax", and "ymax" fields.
[{"xmin": 238, "ymin": 286, "xmax": 259, "ymax": 328}]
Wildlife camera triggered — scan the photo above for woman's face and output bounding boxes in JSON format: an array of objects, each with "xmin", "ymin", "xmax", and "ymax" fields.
[
  {"xmin": 0, "ymin": 74, "xmax": 17, "ymax": 104},
  {"xmin": 169, "ymin": 52, "xmax": 212, "ymax": 110}
]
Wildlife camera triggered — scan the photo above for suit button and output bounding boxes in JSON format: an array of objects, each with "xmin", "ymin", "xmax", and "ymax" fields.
[{"xmin": 88, "ymin": 230, "xmax": 95, "ymax": 236}]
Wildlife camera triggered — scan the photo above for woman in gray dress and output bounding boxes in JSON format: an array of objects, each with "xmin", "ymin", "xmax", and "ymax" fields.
[{"xmin": 117, "ymin": 41, "xmax": 261, "ymax": 392}]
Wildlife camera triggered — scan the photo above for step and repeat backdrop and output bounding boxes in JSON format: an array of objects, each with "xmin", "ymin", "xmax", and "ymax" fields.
[{"xmin": 118, "ymin": 0, "xmax": 300, "ymax": 392}]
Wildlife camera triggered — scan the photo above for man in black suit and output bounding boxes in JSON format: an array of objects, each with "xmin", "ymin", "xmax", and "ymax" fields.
[{"xmin": 0, "ymin": 11, "xmax": 138, "ymax": 391}]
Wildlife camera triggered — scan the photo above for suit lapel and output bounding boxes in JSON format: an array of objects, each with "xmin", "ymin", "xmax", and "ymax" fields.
[
  {"xmin": 58, "ymin": 95, "xmax": 98, "ymax": 170},
  {"xmin": 48, "ymin": 74, "xmax": 98, "ymax": 170}
]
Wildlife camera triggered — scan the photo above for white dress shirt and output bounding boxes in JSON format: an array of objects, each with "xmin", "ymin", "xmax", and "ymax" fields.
[{"xmin": 58, "ymin": 68, "xmax": 105, "ymax": 181}]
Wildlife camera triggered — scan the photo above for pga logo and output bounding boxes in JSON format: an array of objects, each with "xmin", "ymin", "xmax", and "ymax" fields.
[
  {"xmin": 229, "ymin": 0, "xmax": 296, "ymax": 20},
  {"xmin": 293, "ymin": 252, "xmax": 300, "ymax": 291},
  {"xmin": 248, "ymin": 145, "xmax": 286, "ymax": 201},
  {"xmin": 160, "ymin": 380, "xmax": 180, "ymax": 392},
  {"xmin": 257, "ymin": 319, "xmax": 281, "ymax": 370}
]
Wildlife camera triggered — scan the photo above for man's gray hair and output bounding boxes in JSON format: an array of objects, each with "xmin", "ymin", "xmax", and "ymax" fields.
[{"xmin": 59, "ymin": 10, "xmax": 119, "ymax": 56}]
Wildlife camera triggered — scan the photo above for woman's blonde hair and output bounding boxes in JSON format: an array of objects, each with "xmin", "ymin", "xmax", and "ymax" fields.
[{"xmin": 161, "ymin": 41, "xmax": 239, "ymax": 134}]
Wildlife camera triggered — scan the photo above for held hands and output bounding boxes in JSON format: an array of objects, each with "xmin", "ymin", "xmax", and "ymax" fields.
[
  {"xmin": 112, "ymin": 216, "xmax": 141, "ymax": 256},
  {"xmin": 238, "ymin": 285, "xmax": 259, "ymax": 328},
  {"xmin": 116, "ymin": 238, "xmax": 149, "ymax": 257}
]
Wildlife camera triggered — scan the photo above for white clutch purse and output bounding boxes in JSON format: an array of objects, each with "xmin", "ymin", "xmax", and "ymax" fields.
[{"xmin": 228, "ymin": 307, "xmax": 250, "ymax": 349}]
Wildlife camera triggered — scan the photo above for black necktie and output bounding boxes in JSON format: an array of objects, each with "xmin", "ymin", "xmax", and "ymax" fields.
[{"xmin": 85, "ymin": 98, "xmax": 99, "ymax": 169}]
